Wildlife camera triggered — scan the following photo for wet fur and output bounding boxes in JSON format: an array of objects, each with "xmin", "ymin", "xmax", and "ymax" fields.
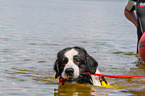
[{"xmin": 54, "ymin": 46, "xmax": 101, "ymax": 85}]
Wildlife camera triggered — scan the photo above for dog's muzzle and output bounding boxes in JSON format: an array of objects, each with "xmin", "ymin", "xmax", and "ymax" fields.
[{"xmin": 65, "ymin": 68, "xmax": 74, "ymax": 78}]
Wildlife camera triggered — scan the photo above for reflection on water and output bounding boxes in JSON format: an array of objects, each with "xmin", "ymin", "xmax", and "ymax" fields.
[
  {"xmin": 54, "ymin": 83, "xmax": 131, "ymax": 96},
  {"xmin": 54, "ymin": 84, "xmax": 97, "ymax": 96},
  {"xmin": 112, "ymin": 51, "xmax": 136, "ymax": 55},
  {"xmin": 0, "ymin": 0, "xmax": 145, "ymax": 95}
]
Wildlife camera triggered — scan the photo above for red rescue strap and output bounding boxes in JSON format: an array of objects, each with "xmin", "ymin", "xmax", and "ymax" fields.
[
  {"xmin": 59, "ymin": 78, "xmax": 65, "ymax": 85},
  {"xmin": 59, "ymin": 72, "xmax": 145, "ymax": 85},
  {"xmin": 82, "ymin": 72, "xmax": 145, "ymax": 78}
]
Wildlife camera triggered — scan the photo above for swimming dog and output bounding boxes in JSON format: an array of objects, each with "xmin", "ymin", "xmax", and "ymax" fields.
[{"xmin": 54, "ymin": 46, "xmax": 103, "ymax": 86}]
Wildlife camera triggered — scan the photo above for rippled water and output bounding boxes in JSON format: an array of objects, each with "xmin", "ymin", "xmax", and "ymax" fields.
[{"xmin": 0, "ymin": 0, "xmax": 145, "ymax": 95}]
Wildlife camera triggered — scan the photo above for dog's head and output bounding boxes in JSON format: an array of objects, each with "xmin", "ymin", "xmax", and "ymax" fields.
[{"xmin": 54, "ymin": 46, "xmax": 98, "ymax": 81}]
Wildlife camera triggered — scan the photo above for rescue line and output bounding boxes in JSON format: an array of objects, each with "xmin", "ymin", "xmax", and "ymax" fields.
[{"xmin": 82, "ymin": 72, "xmax": 145, "ymax": 78}]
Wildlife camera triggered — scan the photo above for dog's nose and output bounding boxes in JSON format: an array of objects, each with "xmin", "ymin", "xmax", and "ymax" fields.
[{"xmin": 65, "ymin": 68, "xmax": 74, "ymax": 75}]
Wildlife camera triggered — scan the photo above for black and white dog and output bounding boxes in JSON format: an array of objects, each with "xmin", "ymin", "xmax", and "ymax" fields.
[{"xmin": 54, "ymin": 46, "xmax": 102, "ymax": 86}]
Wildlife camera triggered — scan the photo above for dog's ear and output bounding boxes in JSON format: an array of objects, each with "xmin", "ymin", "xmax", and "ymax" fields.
[
  {"xmin": 54, "ymin": 59, "xmax": 60, "ymax": 79},
  {"xmin": 86, "ymin": 55, "xmax": 98, "ymax": 74}
]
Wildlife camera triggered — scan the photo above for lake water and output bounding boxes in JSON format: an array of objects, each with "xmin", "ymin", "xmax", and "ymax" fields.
[{"xmin": 0, "ymin": 0, "xmax": 145, "ymax": 95}]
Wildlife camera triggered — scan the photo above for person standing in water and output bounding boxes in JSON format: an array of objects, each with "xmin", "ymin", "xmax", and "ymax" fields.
[{"xmin": 124, "ymin": 0, "xmax": 145, "ymax": 53}]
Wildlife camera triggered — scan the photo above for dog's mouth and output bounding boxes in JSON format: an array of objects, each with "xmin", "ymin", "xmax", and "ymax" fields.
[
  {"xmin": 63, "ymin": 68, "xmax": 80, "ymax": 82},
  {"xmin": 63, "ymin": 75, "xmax": 78, "ymax": 83},
  {"xmin": 66, "ymin": 75, "xmax": 75, "ymax": 80},
  {"xmin": 65, "ymin": 76, "xmax": 77, "ymax": 83},
  {"xmin": 67, "ymin": 75, "xmax": 73, "ymax": 79},
  {"xmin": 64, "ymin": 68, "xmax": 76, "ymax": 80}
]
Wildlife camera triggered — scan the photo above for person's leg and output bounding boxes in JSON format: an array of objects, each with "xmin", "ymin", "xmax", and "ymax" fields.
[
  {"xmin": 137, "ymin": 19, "xmax": 142, "ymax": 53},
  {"xmin": 136, "ymin": 2, "xmax": 145, "ymax": 53}
]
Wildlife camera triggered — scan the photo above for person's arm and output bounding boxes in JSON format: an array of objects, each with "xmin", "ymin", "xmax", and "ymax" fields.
[
  {"xmin": 124, "ymin": 0, "xmax": 137, "ymax": 27},
  {"xmin": 124, "ymin": 8, "xmax": 137, "ymax": 27}
]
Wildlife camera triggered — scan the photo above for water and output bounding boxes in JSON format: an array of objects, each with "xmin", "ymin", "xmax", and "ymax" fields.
[{"xmin": 0, "ymin": 0, "xmax": 145, "ymax": 95}]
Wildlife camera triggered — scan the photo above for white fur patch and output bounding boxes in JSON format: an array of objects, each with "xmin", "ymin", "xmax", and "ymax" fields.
[
  {"xmin": 62, "ymin": 49, "xmax": 80, "ymax": 79},
  {"xmin": 91, "ymin": 68, "xmax": 101, "ymax": 86}
]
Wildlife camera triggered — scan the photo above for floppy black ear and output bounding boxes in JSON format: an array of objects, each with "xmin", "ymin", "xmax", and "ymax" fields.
[
  {"xmin": 86, "ymin": 55, "xmax": 98, "ymax": 74},
  {"xmin": 54, "ymin": 59, "xmax": 60, "ymax": 79}
]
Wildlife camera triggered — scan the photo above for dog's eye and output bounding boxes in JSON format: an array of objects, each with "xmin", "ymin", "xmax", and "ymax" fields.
[
  {"xmin": 62, "ymin": 58, "xmax": 68, "ymax": 64},
  {"xmin": 73, "ymin": 56, "xmax": 79, "ymax": 64}
]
